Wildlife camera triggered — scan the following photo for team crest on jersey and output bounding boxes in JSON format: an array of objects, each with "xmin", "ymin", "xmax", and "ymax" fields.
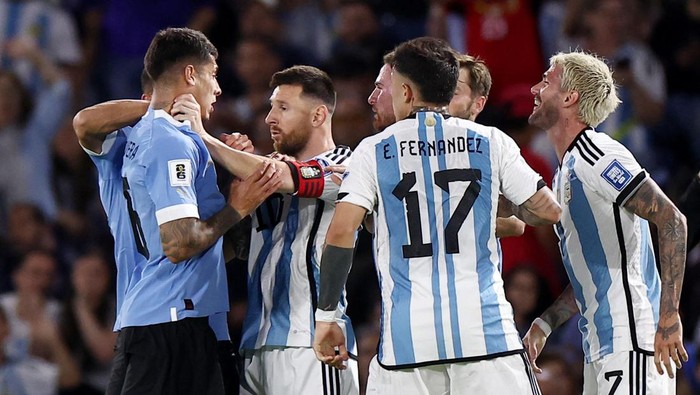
[
  {"xmin": 300, "ymin": 165, "xmax": 322, "ymax": 179},
  {"xmin": 601, "ymin": 160, "xmax": 632, "ymax": 191},
  {"xmin": 168, "ymin": 159, "xmax": 192, "ymax": 187}
]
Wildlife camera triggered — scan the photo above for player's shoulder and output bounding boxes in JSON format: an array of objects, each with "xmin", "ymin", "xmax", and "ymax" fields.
[{"xmin": 569, "ymin": 128, "xmax": 630, "ymax": 167}]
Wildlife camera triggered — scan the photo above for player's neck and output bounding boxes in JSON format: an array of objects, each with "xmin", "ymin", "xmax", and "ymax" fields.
[
  {"xmin": 149, "ymin": 89, "xmax": 178, "ymax": 114},
  {"xmin": 410, "ymin": 102, "xmax": 449, "ymax": 116},
  {"xmin": 298, "ymin": 127, "xmax": 335, "ymax": 161},
  {"xmin": 551, "ymin": 117, "xmax": 589, "ymax": 163}
]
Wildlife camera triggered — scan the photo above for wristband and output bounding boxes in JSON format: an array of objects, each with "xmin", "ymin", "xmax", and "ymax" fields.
[
  {"xmin": 286, "ymin": 160, "xmax": 324, "ymax": 198},
  {"xmin": 533, "ymin": 317, "xmax": 552, "ymax": 337},
  {"xmin": 315, "ymin": 308, "xmax": 337, "ymax": 323}
]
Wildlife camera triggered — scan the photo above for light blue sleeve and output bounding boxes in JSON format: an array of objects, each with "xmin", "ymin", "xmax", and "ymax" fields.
[{"xmin": 143, "ymin": 128, "xmax": 201, "ymax": 225}]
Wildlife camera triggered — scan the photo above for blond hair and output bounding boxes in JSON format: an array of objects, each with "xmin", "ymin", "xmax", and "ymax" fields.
[{"xmin": 550, "ymin": 51, "xmax": 621, "ymax": 127}]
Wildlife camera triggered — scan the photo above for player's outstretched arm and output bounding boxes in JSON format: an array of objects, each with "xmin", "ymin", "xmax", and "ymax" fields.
[
  {"xmin": 624, "ymin": 178, "xmax": 688, "ymax": 378},
  {"xmin": 523, "ymin": 284, "xmax": 577, "ymax": 373},
  {"xmin": 313, "ymin": 202, "xmax": 366, "ymax": 369},
  {"xmin": 172, "ymin": 94, "xmax": 296, "ymax": 193},
  {"xmin": 73, "ymin": 100, "xmax": 149, "ymax": 153},
  {"xmin": 160, "ymin": 161, "xmax": 282, "ymax": 263},
  {"xmin": 502, "ymin": 187, "xmax": 561, "ymax": 227}
]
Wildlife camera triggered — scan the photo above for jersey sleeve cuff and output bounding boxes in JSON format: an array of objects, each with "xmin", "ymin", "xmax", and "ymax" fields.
[
  {"xmin": 156, "ymin": 204, "xmax": 199, "ymax": 225},
  {"xmin": 80, "ymin": 131, "xmax": 118, "ymax": 157},
  {"xmin": 616, "ymin": 171, "xmax": 647, "ymax": 206},
  {"xmin": 337, "ymin": 192, "xmax": 373, "ymax": 213}
]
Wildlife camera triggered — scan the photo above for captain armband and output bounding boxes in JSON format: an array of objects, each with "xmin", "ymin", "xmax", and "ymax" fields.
[{"xmin": 286, "ymin": 159, "xmax": 325, "ymax": 198}]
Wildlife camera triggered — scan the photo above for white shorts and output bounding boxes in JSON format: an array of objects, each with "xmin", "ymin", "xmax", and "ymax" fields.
[
  {"xmin": 366, "ymin": 353, "xmax": 540, "ymax": 395},
  {"xmin": 240, "ymin": 347, "xmax": 359, "ymax": 395},
  {"xmin": 583, "ymin": 350, "xmax": 675, "ymax": 395}
]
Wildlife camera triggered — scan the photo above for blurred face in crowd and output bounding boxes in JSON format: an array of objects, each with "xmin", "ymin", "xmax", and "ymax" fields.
[
  {"xmin": 72, "ymin": 254, "xmax": 111, "ymax": 301},
  {"xmin": 449, "ymin": 68, "xmax": 479, "ymax": 121},
  {"xmin": 529, "ymin": 64, "xmax": 564, "ymax": 131},
  {"xmin": 192, "ymin": 55, "xmax": 221, "ymax": 121},
  {"xmin": 505, "ymin": 268, "xmax": 539, "ymax": 318},
  {"xmin": 368, "ymin": 64, "xmax": 395, "ymax": 131},
  {"xmin": 13, "ymin": 252, "xmax": 56, "ymax": 296},
  {"xmin": 265, "ymin": 84, "xmax": 314, "ymax": 157}
]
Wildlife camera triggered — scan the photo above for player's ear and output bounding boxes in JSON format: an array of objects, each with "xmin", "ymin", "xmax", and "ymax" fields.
[
  {"xmin": 311, "ymin": 104, "xmax": 328, "ymax": 127},
  {"xmin": 563, "ymin": 90, "xmax": 579, "ymax": 107},
  {"xmin": 402, "ymin": 83, "xmax": 413, "ymax": 104},
  {"xmin": 184, "ymin": 65, "xmax": 197, "ymax": 87}
]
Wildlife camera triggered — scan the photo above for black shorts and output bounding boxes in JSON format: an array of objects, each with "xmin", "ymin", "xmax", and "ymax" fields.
[{"xmin": 106, "ymin": 317, "xmax": 224, "ymax": 395}]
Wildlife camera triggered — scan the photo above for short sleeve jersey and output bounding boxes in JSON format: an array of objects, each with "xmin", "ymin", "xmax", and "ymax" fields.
[
  {"xmin": 338, "ymin": 112, "xmax": 543, "ymax": 368},
  {"xmin": 119, "ymin": 109, "xmax": 228, "ymax": 327},
  {"xmin": 553, "ymin": 128, "xmax": 658, "ymax": 363},
  {"xmin": 240, "ymin": 146, "xmax": 357, "ymax": 356}
]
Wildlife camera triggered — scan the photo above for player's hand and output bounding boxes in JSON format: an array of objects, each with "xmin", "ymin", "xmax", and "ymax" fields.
[
  {"xmin": 228, "ymin": 161, "xmax": 282, "ymax": 217},
  {"xmin": 269, "ymin": 151, "xmax": 295, "ymax": 162},
  {"xmin": 313, "ymin": 321, "xmax": 348, "ymax": 370},
  {"xmin": 219, "ymin": 132, "xmax": 254, "ymax": 153},
  {"xmin": 523, "ymin": 321, "xmax": 548, "ymax": 373},
  {"xmin": 172, "ymin": 94, "xmax": 204, "ymax": 134},
  {"xmin": 654, "ymin": 313, "xmax": 688, "ymax": 378},
  {"xmin": 4, "ymin": 37, "xmax": 39, "ymax": 61},
  {"xmin": 325, "ymin": 165, "xmax": 346, "ymax": 186}
]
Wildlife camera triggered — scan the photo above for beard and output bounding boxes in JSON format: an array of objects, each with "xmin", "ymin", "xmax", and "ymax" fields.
[
  {"xmin": 273, "ymin": 126, "xmax": 311, "ymax": 157},
  {"xmin": 528, "ymin": 100, "xmax": 559, "ymax": 131}
]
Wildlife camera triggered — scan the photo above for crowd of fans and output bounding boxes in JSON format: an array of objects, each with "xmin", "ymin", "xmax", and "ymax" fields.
[{"xmin": 0, "ymin": 0, "xmax": 698, "ymax": 394}]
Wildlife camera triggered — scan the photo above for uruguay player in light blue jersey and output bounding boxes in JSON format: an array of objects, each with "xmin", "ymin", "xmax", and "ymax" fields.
[
  {"xmin": 74, "ymin": 72, "xmax": 280, "ymax": 394},
  {"xmin": 314, "ymin": 37, "xmax": 562, "ymax": 394},
  {"xmin": 523, "ymin": 51, "xmax": 688, "ymax": 395},
  {"xmin": 111, "ymin": 28, "xmax": 276, "ymax": 395}
]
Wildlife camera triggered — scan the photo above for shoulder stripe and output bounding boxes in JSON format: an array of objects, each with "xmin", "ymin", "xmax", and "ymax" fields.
[
  {"xmin": 577, "ymin": 139, "xmax": 601, "ymax": 161},
  {"xmin": 582, "ymin": 132, "xmax": 605, "ymax": 157},
  {"xmin": 574, "ymin": 142, "xmax": 596, "ymax": 166}
]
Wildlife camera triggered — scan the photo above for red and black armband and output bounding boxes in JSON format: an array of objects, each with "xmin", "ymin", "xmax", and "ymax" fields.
[{"xmin": 286, "ymin": 159, "xmax": 325, "ymax": 198}]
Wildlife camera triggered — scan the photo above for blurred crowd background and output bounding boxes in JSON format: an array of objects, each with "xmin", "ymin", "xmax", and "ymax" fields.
[{"xmin": 0, "ymin": 0, "xmax": 699, "ymax": 394}]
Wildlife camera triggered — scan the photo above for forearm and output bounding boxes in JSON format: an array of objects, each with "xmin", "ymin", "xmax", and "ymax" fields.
[
  {"xmin": 160, "ymin": 206, "xmax": 242, "ymax": 263},
  {"xmin": 657, "ymin": 210, "xmax": 686, "ymax": 319},
  {"xmin": 201, "ymin": 133, "xmax": 295, "ymax": 193},
  {"xmin": 52, "ymin": 340, "xmax": 81, "ymax": 389},
  {"xmin": 509, "ymin": 189, "xmax": 561, "ymax": 226},
  {"xmin": 539, "ymin": 284, "xmax": 578, "ymax": 330},
  {"xmin": 73, "ymin": 100, "xmax": 149, "ymax": 151}
]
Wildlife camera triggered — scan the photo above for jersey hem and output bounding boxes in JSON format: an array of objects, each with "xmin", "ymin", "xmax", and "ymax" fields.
[{"xmin": 377, "ymin": 349, "xmax": 526, "ymax": 370}]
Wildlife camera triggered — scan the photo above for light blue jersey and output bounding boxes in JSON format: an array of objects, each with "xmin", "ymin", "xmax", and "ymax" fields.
[
  {"xmin": 553, "ymin": 128, "xmax": 658, "ymax": 363},
  {"xmin": 241, "ymin": 147, "xmax": 356, "ymax": 356},
  {"xmin": 118, "ymin": 109, "xmax": 228, "ymax": 327},
  {"xmin": 338, "ymin": 112, "xmax": 543, "ymax": 368}
]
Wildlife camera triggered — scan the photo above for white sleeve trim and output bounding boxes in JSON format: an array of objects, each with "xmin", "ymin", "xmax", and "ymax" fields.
[
  {"xmin": 156, "ymin": 204, "xmax": 200, "ymax": 225},
  {"xmin": 80, "ymin": 131, "xmax": 118, "ymax": 157}
]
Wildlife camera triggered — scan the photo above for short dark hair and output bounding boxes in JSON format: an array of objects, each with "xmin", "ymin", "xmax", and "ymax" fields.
[
  {"xmin": 382, "ymin": 50, "xmax": 395, "ymax": 65},
  {"xmin": 391, "ymin": 37, "xmax": 458, "ymax": 105},
  {"xmin": 270, "ymin": 65, "xmax": 337, "ymax": 113},
  {"xmin": 140, "ymin": 69, "xmax": 153, "ymax": 96},
  {"xmin": 144, "ymin": 27, "xmax": 218, "ymax": 82},
  {"xmin": 456, "ymin": 54, "xmax": 492, "ymax": 98}
]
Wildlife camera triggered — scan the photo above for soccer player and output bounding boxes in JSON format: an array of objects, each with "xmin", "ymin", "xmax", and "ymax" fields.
[
  {"xmin": 313, "ymin": 37, "xmax": 561, "ymax": 393},
  {"xmin": 73, "ymin": 71, "xmax": 278, "ymax": 394},
  {"xmin": 112, "ymin": 27, "xmax": 272, "ymax": 394},
  {"xmin": 448, "ymin": 54, "xmax": 491, "ymax": 123},
  {"xmin": 523, "ymin": 51, "xmax": 687, "ymax": 394},
  {"xmin": 181, "ymin": 66, "xmax": 360, "ymax": 394}
]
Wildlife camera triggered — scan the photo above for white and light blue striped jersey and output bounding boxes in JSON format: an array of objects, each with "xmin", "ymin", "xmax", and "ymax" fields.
[
  {"xmin": 240, "ymin": 146, "xmax": 357, "ymax": 356},
  {"xmin": 119, "ymin": 109, "xmax": 228, "ymax": 328},
  {"xmin": 552, "ymin": 128, "xmax": 658, "ymax": 363},
  {"xmin": 338, "ymin": 112, "xmax": 543, "ymax": 368},
  {"xmin": 83, "ymin": 128, "xmax": 141, "ymax": 331}
]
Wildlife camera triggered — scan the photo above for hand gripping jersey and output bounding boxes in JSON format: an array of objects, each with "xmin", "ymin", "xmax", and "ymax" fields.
[
  {"xmin": 553, "ymin": 127, "xmax": 659, "ymax": 363},
  {"xmin": 338, "ymin": 112, "xmax": 543, "ymax": 368},
  {"xmin": 240, "ymin": 146, "xmax": 357, "ymax": 356}
]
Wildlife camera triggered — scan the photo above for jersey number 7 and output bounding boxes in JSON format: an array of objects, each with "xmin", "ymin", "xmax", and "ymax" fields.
[{"xmin": 392, "ymin": 168, "xmax": 481, "ymax": 258}]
